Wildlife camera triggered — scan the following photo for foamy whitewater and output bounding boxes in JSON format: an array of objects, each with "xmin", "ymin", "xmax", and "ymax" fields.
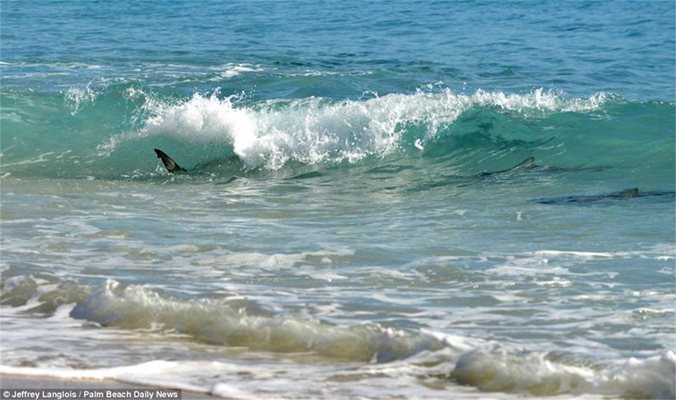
[{"xmin": 1, "ymin": 1, "xmax": 675, "ymax": 399}]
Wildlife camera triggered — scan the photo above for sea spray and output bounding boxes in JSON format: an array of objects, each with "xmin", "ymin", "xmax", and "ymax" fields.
[{"xmin": 6, "ymin": 86, "xmax": 666, "ymax": 180}]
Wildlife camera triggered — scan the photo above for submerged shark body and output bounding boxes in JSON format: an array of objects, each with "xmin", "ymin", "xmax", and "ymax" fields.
[
  {"xmin": 534, "ymin": 188, "xmax": 675, "ymax": 205},
  {"xmin": 153, "ymin": 149, "xmax": 538, "ymax": 178},
  {"xmin": 154, "ymin": 148, "xmax": 242, "ymax": 175},
  {"xmin": 152, "ymin": 149, "xmax": 675, "ymax": 205},
  {"xmin": 476, "ymin": 156, "xmax": 536, "ymax": 177}
]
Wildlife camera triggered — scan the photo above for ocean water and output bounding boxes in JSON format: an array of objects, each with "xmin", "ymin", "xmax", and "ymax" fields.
[{"xmin": 1, "ymin": 1, "xmax": 675, "ymax": 398}]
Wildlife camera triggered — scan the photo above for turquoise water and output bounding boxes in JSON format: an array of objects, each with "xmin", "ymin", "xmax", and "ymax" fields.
[{"xmin": 1, "ymin": 1, "xmax": 675, "ymax": 398}]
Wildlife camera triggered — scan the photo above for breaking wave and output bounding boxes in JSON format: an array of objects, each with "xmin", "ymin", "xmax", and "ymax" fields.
[
  {"xmin": 101, "ymin": 88, "xmax": 611, "ymax": 170},
  {"xmin": 1, "ymin": 275, "xmax": 674, "ymax": 398},
  {"xmin": 6, "ymin": 84, "xmax": 665, "ymax": 178}
]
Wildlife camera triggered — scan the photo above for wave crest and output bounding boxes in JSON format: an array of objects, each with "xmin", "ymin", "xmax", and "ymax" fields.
[
  {"xmin": 3, "ymin": 275, "xmax": 674, "ymax": 398},
  {"xmin": 104, "ymin": 88, "xmax": 610, "ymax": 170},
  {"xmin": 70, "ymin": 280, "xmax": 445, "ymax": 362}
]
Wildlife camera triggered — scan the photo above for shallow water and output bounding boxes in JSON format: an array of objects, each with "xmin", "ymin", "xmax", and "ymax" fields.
[{"xmin": 1, "ymin": 1, "xmax": 675, "ymax": 398}]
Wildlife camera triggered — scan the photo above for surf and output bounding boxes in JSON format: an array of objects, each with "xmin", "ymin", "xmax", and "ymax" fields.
[{"xmin": 2, "ymin": 86, "xmax": 673, "ymax": 186}]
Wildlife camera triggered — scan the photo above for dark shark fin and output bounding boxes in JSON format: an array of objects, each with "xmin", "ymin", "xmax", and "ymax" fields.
[{"xmin": 154, "ymin": 148, "xmax": 187, "ymax": 173}]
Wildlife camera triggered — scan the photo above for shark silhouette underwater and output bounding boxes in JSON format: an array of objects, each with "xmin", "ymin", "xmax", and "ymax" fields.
[
  {"xmin": 154, "ymin": 148, "xmax": 242, "ymax": 174},
  {"xmin": 533, "ymin": 188, "xmax": 675, "ymax": 205},
  {"xmin": 154, "ymin": 148, "xmax": 538, "ymax": 178},
  {"xmin": 153, "ymin": 148, "xmax": 675, "ymax": 205}
]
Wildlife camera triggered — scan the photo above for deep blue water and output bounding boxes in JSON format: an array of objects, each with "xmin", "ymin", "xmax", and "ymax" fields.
[
  {"xmin": 1, "ymin": 1, "xmax": 675, "ymax": 398},
  {"xmin": 2, "ymin": 0, "xmax": 675, "ymax": 99}
]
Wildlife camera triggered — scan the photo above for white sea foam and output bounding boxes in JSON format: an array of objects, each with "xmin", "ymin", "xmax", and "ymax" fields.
[
  {"xmin": 68, "ymin": 279, "xmax": 444, "ymax": 362},
  {"xmin": 2, "ymin": 273, "xmax": 673, "ymax": 398},
  {"xmin": 193, "ymin": 248, "xmax": 354, "ymax": 270},
  {"xmin": 64, "ymin": 84, "xmax": 98, "ymax": 115},
  {"xmin": 2, "ymin": 348, "xmax": 672, "ymax": 399},
  {"xmin": 534, "ymin": 250, "xmax": 620, "ymax": 259},
  {"xmin": 216, "ymin": 63, "xmax": 265, "ymax": 79},
  {"xmin": 447, "ymin": 347, "xmax": 675, "ymax": 398},
  {"xmin": 100, "ymin": 89, "xmax": 608, "ymax": 169}
]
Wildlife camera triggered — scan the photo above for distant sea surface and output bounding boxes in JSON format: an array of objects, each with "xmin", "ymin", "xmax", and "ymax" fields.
[{"xmin": 1, "ymin": 1, "xmax": 674, "ymax": 398}]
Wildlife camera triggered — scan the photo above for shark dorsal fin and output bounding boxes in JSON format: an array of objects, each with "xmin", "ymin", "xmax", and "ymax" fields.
[
  {"xmin": 154, "ymin": 149, "xmax": 186, "ymax": 173},
  {"xmin": 510, "ymin": 156, "xmax": 535, "ymax": 171},
  {"xmin": 478, "ymin": 157, "xmax": 537, "ymax": 177}
]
